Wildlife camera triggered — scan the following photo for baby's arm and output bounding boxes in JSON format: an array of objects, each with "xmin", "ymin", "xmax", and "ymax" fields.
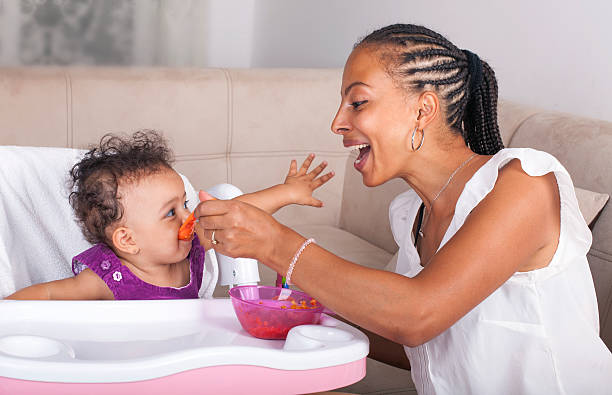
[
  {"xmin": 230, "ymin": 154, "xmax": 334, "ymax": 214},
  {"xmin": 4, "ymin": 269, "xmax": 114, "ymax": 300}
]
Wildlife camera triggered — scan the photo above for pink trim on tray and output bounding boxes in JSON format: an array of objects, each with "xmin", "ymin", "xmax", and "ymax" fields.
[{"xmin": 0, "ymin": 358, "xmax": 366, "ymax": 395}]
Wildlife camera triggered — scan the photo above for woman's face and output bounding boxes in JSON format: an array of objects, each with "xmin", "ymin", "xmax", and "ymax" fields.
[{"xmin": 331, "ymin": 47, "xmax": 417, "ymax": 187}]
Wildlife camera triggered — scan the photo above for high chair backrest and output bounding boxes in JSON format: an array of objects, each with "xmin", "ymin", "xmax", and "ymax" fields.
[{"xmin": 0, "ymin": 145, "xmax": 202, "ymax": 298}]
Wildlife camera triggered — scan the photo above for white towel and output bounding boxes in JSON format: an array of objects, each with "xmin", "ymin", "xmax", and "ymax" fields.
[{"xmin": 0, "ymin": 146, "xmax": 217, "ymax": 299}]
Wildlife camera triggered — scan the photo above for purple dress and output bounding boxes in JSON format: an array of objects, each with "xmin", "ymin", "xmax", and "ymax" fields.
[{"xmin": 72, "ymin": 235, "xmax": 205, "ymax": 300}]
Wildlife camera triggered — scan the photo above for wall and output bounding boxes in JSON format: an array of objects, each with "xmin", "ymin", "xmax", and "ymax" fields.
[
  {"xmin": 1, "ymin": 0, "xmax": 610, "ymax": 122},
  {"xmin": 251, "ymin": 0, "xmax": 612, "ymax": 122},
  {"xmin": 0, "ymin": 0, "xmax": 254, "ymax": 67}
]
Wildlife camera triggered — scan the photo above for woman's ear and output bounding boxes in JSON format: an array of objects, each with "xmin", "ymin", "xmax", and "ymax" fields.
[
  {"xmin": 416, "ymin": 91, "xmax": 440, "ymax": 130},
  {"xmin": 111, "ymin": 227, "xmax": 140, "ymax": 255}
]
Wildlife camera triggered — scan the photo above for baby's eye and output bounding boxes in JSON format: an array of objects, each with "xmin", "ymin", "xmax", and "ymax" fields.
[
  {"xmin": 183, "ymin": 200, "xmax": 189, "ymax": 209},
  {"xmin": 350, "ymin": 100, "xmax": 368, "ymax": 109},
  {"xmin": 166, "ymin": 208, "xmax": 176, "ymax": 217}
]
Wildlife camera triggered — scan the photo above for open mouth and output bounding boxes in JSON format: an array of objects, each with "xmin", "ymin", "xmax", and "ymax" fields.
[{"xmin": 348, "ymin": 143, "xmax": 371, "ymax": 170}]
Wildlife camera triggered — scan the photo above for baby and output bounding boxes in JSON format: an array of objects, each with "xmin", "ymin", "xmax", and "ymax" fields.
[{"xmin": 6, "ymin": 130, "xmax": 333, "ymax": 300}]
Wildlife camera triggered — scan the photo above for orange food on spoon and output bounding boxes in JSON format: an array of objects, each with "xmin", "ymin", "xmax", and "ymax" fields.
[
  {"xmin": 178, "ymin": 196, "xmax": 216, "ymax": 240},
  {"xmin": 178, "ymin": 212, "xmax": 196, "ymax": 240}
]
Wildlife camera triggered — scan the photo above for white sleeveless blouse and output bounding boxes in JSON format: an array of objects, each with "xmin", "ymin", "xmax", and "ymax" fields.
[{"xmin": 389, "ymin": 148, "xmax": 612, "ymax": 394}]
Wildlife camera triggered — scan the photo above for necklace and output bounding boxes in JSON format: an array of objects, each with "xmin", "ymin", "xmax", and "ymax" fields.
[{"xmin": 418, "ymin": 153, "xmax": 478, "ymax": 238}]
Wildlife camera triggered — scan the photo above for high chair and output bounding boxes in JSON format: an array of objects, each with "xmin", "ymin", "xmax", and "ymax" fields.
[{"xmin": 0, "ymin": 145, "xmax": 368, "ymax": 394}]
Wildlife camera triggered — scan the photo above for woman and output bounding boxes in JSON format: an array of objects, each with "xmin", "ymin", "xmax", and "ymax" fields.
[{"xmin": 194, "ymin": 24, "xmax": 612, "ymax": 394}]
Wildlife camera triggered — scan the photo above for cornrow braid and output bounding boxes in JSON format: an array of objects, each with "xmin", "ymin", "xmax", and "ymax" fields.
[{"xmin": 356, "ymin": 24, "xmax": 503, "ymax": 155}]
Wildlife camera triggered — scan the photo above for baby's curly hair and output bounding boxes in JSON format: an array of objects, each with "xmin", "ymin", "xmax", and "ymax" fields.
[{"xmin": 69, "ymin": 130, "xmax": 175, "ymax": 244}]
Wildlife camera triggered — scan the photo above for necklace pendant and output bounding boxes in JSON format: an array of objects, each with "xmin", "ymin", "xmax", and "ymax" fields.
[{"xmin": 418, "ymin": 230, "xmax": 424, "ymax": 237}]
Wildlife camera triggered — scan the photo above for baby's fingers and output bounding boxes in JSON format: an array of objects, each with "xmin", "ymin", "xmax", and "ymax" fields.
[
  {"xmin": 312, "ymin": 171, "xmax": 335, "ymax": 189},
  {"xmin": 305, "ymin": 197, "xmax": 324, "ymax": 208},
  {"xmin": 308, "ymin": 160, "xmax": 328, "ymax": 178},
  {"xmin": 298, "ymin": 153, "xmax": 315, "ymax": 175},
  {"xmin": 287, "ymin": 159, "xmax": 298, "ymax": 177}
]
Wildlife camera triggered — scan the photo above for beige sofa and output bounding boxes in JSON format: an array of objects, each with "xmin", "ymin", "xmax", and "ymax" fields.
[{"xmin": 1, "ymin": 67, "xmax": 610, "ymax": 394}]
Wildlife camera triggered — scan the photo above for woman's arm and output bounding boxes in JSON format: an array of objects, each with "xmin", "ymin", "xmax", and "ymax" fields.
[
  {"xmin": 5, "ymin": 268, "xmax": 114, "ymax": 300},
  {"xmin": 333, "ymin": 314, "xmax": 410, "ymax": 370},
  {"xmin": 195, "ymin": 161, "xmax": 560, "ymax": 346}
]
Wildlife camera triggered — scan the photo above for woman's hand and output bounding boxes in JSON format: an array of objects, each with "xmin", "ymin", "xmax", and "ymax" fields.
[
  {"xmin": 283, "ymin": 153, "xmax": 335, "ymax": 207},
  {"xmin": 194, "ymin": 190, "xmax": 297, "ymax": 266}
]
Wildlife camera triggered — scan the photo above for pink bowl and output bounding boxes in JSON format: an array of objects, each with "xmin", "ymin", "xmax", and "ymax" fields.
[{"xmin": 229, "ymin": 285, "xmax": 325, "ymax": 340}]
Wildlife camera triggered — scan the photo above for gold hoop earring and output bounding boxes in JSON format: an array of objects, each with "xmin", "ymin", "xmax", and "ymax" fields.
[{"xmin": 411, "ymin": 126, "xmax": 424, "ymax": 151}]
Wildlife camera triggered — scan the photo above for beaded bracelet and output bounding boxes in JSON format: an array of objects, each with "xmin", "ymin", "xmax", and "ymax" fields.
[{"xmin": 285, "ymin": 238, "xmax": 316, "ymax": 285}]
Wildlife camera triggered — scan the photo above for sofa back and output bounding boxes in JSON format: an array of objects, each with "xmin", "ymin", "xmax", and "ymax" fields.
[
  {"xmin": 0, "ymin": 67, "xmax": 347, "ymax": 228},
  {"xmin": 2, "ymin": 67, "xmax": 611, "ymax": 348}
]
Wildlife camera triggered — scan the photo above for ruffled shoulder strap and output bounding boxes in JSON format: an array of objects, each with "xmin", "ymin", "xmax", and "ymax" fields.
[{"xmin": 439, "ymin": 148, "xmax": 591, "ymax": 260}]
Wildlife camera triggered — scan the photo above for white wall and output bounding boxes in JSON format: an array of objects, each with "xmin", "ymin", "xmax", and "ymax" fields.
[
  {"xmin": 132, "ymin": 0, "xmax": 255, "ymax": 68},
  {"xmin": 0, "ymin": 0, "xmax": 256, "ymax": 68},
  {"xmin": 2, "ymin": 0, "xmax": 610, "ymax": 122},
  {"xmin": 203, "ymin": 0, "xmax": 255, "ymax": 68},
  {"xmin": 250, "ymin": 0, "xmax": 612, "ymax": 123}
]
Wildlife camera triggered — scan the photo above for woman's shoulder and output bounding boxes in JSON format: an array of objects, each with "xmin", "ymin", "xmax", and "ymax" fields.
[
  {"xmin": 491, "ymin": 157, "xmax": 561, "ymax": 218},
  {"xmin": 453, "ymin": 148, "xmax": 575, "ymax": 229}
]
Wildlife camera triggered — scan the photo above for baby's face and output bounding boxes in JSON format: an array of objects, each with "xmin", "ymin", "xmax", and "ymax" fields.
[{"xmin": 119, "ymin": 167, "xmax": 193, "ymax": 265}]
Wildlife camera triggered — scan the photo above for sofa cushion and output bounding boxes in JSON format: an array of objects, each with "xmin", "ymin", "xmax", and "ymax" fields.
[
  {"xmin": 0, "ymin": 69, "xmax": 69, "ymax": 147},
  {"xmin": 339, "ymin": 153, "xmax": 409, "ymax": 255},
  {"xmin": 575, "ymin": 187, "xmax": 609, "ymax": 227},
  {"xmin": 497, "ymin": 99, "xmax": 541, "ymax": 147},
  {"xmin": 262, "ymin": 223, "xmax": 393, "ymax": 286},
  {"xmin": 228, "ymin": 68, "xmax": 349, "ymax": 229}
]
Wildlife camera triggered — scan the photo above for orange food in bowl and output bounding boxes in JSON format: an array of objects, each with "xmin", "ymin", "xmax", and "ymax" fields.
[{"xmin": 229, "ymin": 286, "xmax": 325, "ymax": 340}]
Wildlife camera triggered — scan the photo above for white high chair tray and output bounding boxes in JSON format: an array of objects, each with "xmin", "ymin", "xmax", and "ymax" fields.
[{"xmin": 0, "ymin": 299, "xmax": 368, "ymax": 394}]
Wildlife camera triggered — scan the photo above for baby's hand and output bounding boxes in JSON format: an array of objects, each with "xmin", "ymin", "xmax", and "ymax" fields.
[{"xmin": 284, "ymin": 154, "xmax": 334, "ymax": 207}]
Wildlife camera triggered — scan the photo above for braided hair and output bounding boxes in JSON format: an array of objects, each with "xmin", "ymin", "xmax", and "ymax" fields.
[{"xmin": 356, "ymin": 24, "xmax": 503, "ymax": 155}]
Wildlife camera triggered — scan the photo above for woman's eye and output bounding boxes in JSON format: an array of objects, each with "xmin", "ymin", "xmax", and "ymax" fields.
[
  {"xmin": 351, "ymin": 100, "xmax": 368, "ymax": 109},
  {"xmin": 183, "ymin": 200, "xmax": 189, "ymax": 209},
  {"xmin": 166, "ymin": 208, "xmax": 176, "ymax": 217}
]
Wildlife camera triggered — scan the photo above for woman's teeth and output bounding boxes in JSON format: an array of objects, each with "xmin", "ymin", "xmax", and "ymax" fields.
[
  {"xmin": 349, "ymin": 143, "xmax": 370, "ymax": 153},
  {"xmin": 348, "ymin": 143, "xmax": 370, "ymax": 166}
]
